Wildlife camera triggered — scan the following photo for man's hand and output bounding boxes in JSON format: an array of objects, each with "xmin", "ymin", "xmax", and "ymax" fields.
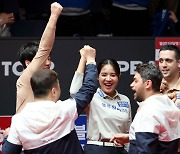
[
  {"xmin": 110, "ymin": 133, "xmax": 129, "ymax": 146},
  {"xmin": 0, "ymin": 13, "xmax": 14, "ymax": 26},
  {"xmin": 169, "ymin": 11, "xmax": 178, "ymax": 23},
  {"xmin": 79, "ymin": 46, "xmax": 87, "ymax": 62},
  {"xmin": 82, "ymin": 45, "xmax": 96, "ymax": 64},
  {"xmin": 160, "ymin": 79, "xmax": 168, "ymax": 93},
  {"xmin": 50, "ymin": 2, "xmax": 63, "ymax": 18},
  {"xmin": 3, "ymin": 127, "xmax": 10, "ymax": 138},
  {"xmin": 168, "ymin": 91, "xmax": 177, "ymax": 103}
]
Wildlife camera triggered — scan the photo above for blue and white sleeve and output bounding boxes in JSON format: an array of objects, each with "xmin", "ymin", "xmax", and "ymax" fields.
[{"xmin": 73, "ymin": 64, "xmax": 98, "ymax": 115}]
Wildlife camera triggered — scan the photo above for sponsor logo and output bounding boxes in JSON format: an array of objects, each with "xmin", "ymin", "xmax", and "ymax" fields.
[
  {"xmin": 1, "ymin": 61, "xmax": 154, "ymax": 77},
  {"xmin": 1, "ymin": 61, "xmax": 55, "ymax": 76}
]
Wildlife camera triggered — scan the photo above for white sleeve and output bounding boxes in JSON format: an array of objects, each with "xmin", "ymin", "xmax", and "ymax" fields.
[
  {"xmin": 7, "ymin": 116, "xmax": 21, "ymax": 145},
  {"xmin": 69, "ymin": 71, "xmax": 84, "ymax": 97}
]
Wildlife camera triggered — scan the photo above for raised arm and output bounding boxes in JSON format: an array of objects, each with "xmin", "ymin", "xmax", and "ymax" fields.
[
  {"xmin": 69, "ymin": 45, "xmax": 88, "ymax": 96},
  {"xmin": 73, "ymin": 45, "xmax": 98, "ymax": 115},
  {"xmin": 76, "ymin": 47, "xmax": 87, "ymax": 73},
  {"xmin": 30, "ymin": 2, "xmax": 63, "ymax": 72},
  {"xmin": 16, "ymin": 2, "xmax": 63, "ymax": 113}
]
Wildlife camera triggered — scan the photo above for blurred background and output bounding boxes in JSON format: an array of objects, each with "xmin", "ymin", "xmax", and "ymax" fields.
[{"xmin": 0, "ymin": 0, "xmax": 180, "ymax": 37}]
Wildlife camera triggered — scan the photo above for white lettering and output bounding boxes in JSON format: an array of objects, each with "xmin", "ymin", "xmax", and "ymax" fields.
[
  {"xmin": 75, "ymin": 125, "xmax": 86, "ymax": 140},
  {"xmin": 117, "ymin": 61, "xmax": 129, "ymax": 72},
  {"xmin": 12, "ymin": 61, "xmax": 23, "ymax": 76},
  {"xmin": 130, "ymin": 61, "xmax": 142, "ymax": 75},
  {"xmin": 1, "ymin": 61, "xmax": 155, "ymax": 77},
  {"xmin": 1, "ymin": 61, "xmax": 55, "ymax": 76},
  {"xmin": 117, "ymin": 61, "xmax": 155, "ymax": 75},
  {"xmin": 2, "ymin": 61, "xmax": 12, "ymax": 76}
]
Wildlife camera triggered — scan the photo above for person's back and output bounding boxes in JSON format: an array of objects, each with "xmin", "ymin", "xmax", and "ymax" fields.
[
  {"xmin": 2, "ymin": 45, "xmax": 98, "ymax": 154},
  {"xmin": 9, "ymin": 98, "xmax": 84, "ymax": 153},
  {"xmin": 129, "ymin": 63, "xmax": 180, "ymax": 154},
  {"xmin": 129, "ymin": 94, "xmax": 180, "ymax": 154}
]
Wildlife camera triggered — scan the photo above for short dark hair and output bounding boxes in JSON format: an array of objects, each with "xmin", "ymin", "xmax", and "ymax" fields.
[
  {"xmin": 136, "ymin": 63, "xmax": 163, "ymax": 92},
  {"xmin": 17, "ymin": 41, "xmax": 39, "ymax": 69},
  {"xmin": 97, "ymin": 59, "xmax": 120, "ymax": 76},
  {"xmin": 30, "ymin": 69, "xmax": 58, "ymax": 98},
  {"xmin": 159, "ymin": 45, "xmax": 180, "ymax": 60}
]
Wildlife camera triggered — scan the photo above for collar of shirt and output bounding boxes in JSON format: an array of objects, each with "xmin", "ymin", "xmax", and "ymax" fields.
[{"xmin": 97, "ymin": 88, "xmax": 121, "ymax": 100}]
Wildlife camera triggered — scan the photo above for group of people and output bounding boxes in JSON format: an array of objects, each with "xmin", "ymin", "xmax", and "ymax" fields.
[{"xmin": 1, "ymin": 1, "xmax": 180, "ymax": 154}]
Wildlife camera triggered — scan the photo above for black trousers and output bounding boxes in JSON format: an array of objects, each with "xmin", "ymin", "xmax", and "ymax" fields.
[{"xmin": 84, "ymin": 144, "xmax": 128, "ymax": 154}]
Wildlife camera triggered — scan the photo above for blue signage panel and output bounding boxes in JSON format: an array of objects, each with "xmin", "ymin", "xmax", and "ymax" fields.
[{"xmin": 75, "ymin": 115, "xmax": 87, "ymax": 148}]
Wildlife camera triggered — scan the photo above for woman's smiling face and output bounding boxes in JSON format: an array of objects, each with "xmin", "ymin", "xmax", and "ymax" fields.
[{"xmin": 98, "ymin": 64, "xmax": 120, "ymax": 97}]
